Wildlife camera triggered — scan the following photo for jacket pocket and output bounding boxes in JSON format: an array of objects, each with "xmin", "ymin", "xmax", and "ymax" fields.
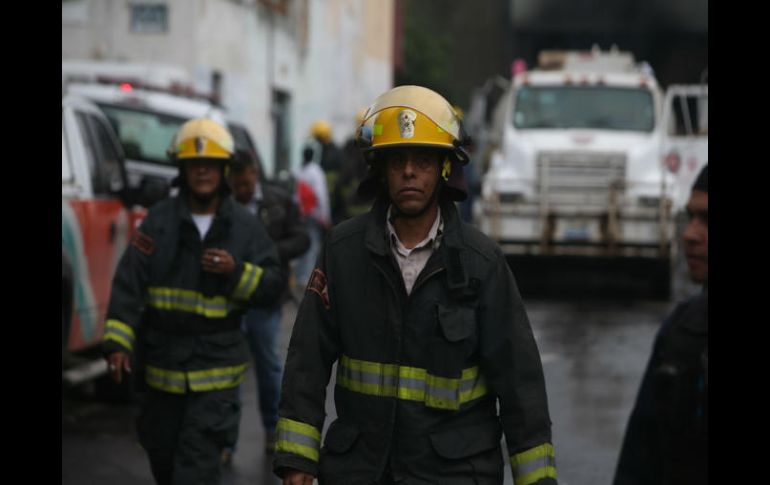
[
  {"xmin": 429, "ymin": 419, "xmax": 501, "ymax": 459},
  {"xmin": 429, "ymin": 305, "xmax": 477, "ymax": 378},
  {"xmin": 322, "ymin": 419, "xmax": 360, "ymax": 454}
]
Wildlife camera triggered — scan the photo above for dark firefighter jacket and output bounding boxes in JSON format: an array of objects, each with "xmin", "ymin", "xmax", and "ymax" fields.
[
  {"xmin": 614, "ymin": 289, "xmax": 708, "ymax": 485},
  {"xmin": 254, "ymin": 182, "xmax": 310, "ymax": 304},
  {"xmin": 102, "ymin": 195, "xmax": 285, "ymax": 394},
  {"xmin": 273, "ymin": 197, "xmax": 557, "ymax": 485}
]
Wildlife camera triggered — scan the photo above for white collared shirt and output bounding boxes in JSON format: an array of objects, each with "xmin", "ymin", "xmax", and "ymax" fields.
[{"xmin": 386, "ymin": 206, "xmax": 443, "ymax": 295}]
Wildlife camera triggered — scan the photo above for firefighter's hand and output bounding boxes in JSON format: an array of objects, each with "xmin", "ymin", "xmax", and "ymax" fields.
[
  {"xmin": 202, "ymin": 248, "xmax": 235, "ymax": 276},
  {"xmin": 106, "ymin": 351, "xmax": 132, "ymax": 384},
  {"xmin": 283, "ymin": 470, "xmax": 314, "ymax": 485}
]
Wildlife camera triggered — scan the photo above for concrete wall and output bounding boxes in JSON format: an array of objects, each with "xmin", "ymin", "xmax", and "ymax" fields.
[{"xmin": 62, "ymin": 0, "xmax": 394, "ymax": 176}]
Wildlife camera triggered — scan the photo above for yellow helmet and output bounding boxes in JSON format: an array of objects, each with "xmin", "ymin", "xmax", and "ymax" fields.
[
  {"xmin": 310, "ymin": 120, "xmax": 333, "ymax": 144},
  {"xmin": 356, "ymin": 85, "xmax": 471, "ymax": 201},
  {"xmin": 169, "ymin": 118, "xmax": 234, "ymax": 161},
  {"xmin": 357, "ymin": 85, "xmax": 469, "ymax": 163}
]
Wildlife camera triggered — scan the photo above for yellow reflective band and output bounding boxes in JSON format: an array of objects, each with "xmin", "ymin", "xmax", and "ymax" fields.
[
  {"xmin": 515, "ymin": 466, "xmax": 558, "ymax": 485},
  {"xmin": 104, "ymin": 319, "xmax": 136, "ymax": 352},
  {"xmin": 337, "ymin": 355, "xmax": 488, "ymax": 409},
  {"xmin": 147, "ymin": 287, "xmax": 230, "ymax": 318},
  {"xmin": 341, "ymin": 355, "xmax": 398, "ymax": 376},
  {"xmin": 425, "ymin": 372, "xmax": 461, "ymax": 409},
  {"xmin": 145, "ymin": 366, "xmax": 186, "ymax": 394},
  {"xmin": 106, "ymin": 319, "xmax": 135, "ymax": 341},
  {"xmin": 510, "ymin": 443, "xmax": 555, "ymax": 469},
  {"xmin": 277, "ymin": 418, "xmax": 322, "ymax": 441},
  {"xmin": 276, "ymin": 418, "xmax": 321, "ymax": 462},
  {"xmin": 104, "ymin": 334, "xmax": 133, "ymax": 352},
  {"xmin": 233, "ymin": 263, "xmax": 264, "ymax": 302},
  {"xmin": 511, "ymin": 443, "xmax": 557, "ymax": 485},
  {"xmin": 188, "ymin": 364, "xmax": 248, "ymax": 392},
  {"xmin": 337, "ymin": 374, "xmax": 398, "ymax": 398},
  {"xmin": 275, "ymin": 440, "xmax": 319, "ymax": 462}
]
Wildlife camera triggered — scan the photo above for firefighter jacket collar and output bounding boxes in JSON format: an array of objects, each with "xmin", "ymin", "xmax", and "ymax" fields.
[{"xmin": 364, "ymin": 196, "xmax": 465, "ymax": 258}]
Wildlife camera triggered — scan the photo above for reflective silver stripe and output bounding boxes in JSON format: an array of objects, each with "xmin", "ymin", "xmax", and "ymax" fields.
[
  {"xmin": 339, "ymin": 363, "xmax": 399, "ymax": 388},
  {"xmin": 515, "ymin": 455, "xmax": 557, "ymax": 477},
  {"xmin": 145, "ymin": 366, "xmax": 186, "ymax": 393},
  {"xmin": 275, "ymin": 418, "xmax": 321, "ymax": 462},
  {"xmin": 104, "ymin": 320, "xmax": 136, "ymax": 351},
  {"xmin": 146, "ymin": 287, "xmax": 231, "ymax": 318},
  {"xmin": 511, "ymin": 443, "xmax": 557, "ymax": 485},
  {"xmin": 277, "ymin": 429, "xmax": 319, "ymax": 450},
  {"xmin": 336, "ymin": 355, "xmax": 487, "ymax": 409}
]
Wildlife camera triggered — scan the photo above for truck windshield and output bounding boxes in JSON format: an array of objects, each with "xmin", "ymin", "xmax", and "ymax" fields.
[
  {"xmin": 97, "ymin": 104, "xmax": 187, "ymax": 165},
  {"xmin": 513, "ymin": 86, "xmax": 655, "ymax": 132}
]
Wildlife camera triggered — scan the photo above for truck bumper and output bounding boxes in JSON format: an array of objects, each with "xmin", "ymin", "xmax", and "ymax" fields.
[{"xmin": 477, "ymin": 201, "xmax": 673, "ymax": 259}]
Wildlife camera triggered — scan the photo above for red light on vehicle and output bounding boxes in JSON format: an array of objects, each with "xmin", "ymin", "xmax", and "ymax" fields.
[
  {"xmin": 664, "ymin": 151, "xmax": 681, "ymax": 173},
  {"xmin": 120, "ymin": 83, "xmax": 134, "ymax": 92}
]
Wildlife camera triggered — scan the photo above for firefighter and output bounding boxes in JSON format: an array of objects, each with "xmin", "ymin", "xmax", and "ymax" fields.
[
  {"xmin": 102, "ymin": 117, "xmax": 285, "ymax": 485},
  {"xmin": 273, "ymin": 86, "xmax": 557, "ymax": 485}
]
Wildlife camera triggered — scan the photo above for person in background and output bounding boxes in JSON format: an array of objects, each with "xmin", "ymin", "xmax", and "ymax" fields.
[
  {"xmin": 102, "ymin": 118, "xmax": 285, "ymax": 484},
  {"xmin": 309, "ymin": 120, "xmax": 347, "ymax": 225},
  {"xmin": 274, "ymin": 86, "xmax": 557, "ymax": 485},
  {"xmin": 613, "ymin": 165, "xmax": 708, "ymax": 485},
  {"xmin": 293, "ymin": 142, "xmax": 331, "ymax": 287},
  {"xmin": 221, "ymin": 151, "xmax": 310, "ymax": 463}
]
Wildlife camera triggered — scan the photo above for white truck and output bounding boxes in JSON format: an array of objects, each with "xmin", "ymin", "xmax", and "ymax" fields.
[{"xmin": 477, "ymin": 47, "xmax": 673, "ymax": 294}]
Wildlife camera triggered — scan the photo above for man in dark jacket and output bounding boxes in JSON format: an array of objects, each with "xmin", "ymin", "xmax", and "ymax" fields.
[
  {"xmin": 274, "ymin": 86, "xmax": 557, "ymax": 485},
  {"xmin": 227, "ymin": 152, "xmax": 310, "ymax": 457},
  {"xmin": 102, "ymin": 118, "xmax": 285, "ymax": 485},
  {"xmin": 613, "ymin": 165, "xmax": 708, "ymax": 485}
]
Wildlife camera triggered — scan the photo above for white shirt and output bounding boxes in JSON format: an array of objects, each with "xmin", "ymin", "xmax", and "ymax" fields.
[
  {"xmin": 387, "ymin": 206, "xmax": 443, "ymax": 295},
  {"xmin": 191, "ymin": 213, "xmax": 214, "ymax": 241}
]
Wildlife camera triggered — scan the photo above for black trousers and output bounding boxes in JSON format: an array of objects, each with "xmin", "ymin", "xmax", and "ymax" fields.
[{"xmin": 137, "ymin": 387, "xmax": 240, "ymax": 485}]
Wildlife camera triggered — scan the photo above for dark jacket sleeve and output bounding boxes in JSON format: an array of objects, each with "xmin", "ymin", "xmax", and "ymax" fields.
[
  {"xmin": 273, "ymin": 237, "xmax": 339, "ymax": 478},
  {"xmin": 226, "ymin": 214, "xmax": 286, "ymax": 308},
  {"xmin": 101, "ymin": 213, "xmax": 157, "ymax": 357},
  {"xmin": 479, "ymin": 249, "xmax": 557, "ymax": 484},
  {"xmin": 613, "ymin": 308, "xmax": 682, "ymax": 485},
  {"xmin": 274, "ymin": 189, "xmax": 310, "ymax": 263}
]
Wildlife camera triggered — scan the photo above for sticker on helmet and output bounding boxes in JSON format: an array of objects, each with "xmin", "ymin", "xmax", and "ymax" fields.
[{"xmin": 398, "ymin": 110, "xmax": 417, "ymax": 139}]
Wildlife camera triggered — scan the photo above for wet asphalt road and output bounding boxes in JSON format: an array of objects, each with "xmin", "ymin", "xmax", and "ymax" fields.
[{"xmin": 63, "ymin": 280, "xmax": 682, "ymax": 485}]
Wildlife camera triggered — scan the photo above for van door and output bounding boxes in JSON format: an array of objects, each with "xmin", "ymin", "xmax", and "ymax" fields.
[{"xmin": 63, "ymin": 109, "xmax": 131, "ymax": 353}]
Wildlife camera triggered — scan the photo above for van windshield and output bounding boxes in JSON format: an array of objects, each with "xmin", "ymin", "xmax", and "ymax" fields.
[
  {"xmin": 97, "ymin": 104, "xmax": 187, "ymax": 165},
  {"xmin": 513, "ymin": 86, "xmax": 655, "ymax": 132}
]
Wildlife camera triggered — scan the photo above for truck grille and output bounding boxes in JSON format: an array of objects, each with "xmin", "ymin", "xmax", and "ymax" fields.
[{"xmin": 536, "ymin": 151, "xmax": 626, "ymax": 207}]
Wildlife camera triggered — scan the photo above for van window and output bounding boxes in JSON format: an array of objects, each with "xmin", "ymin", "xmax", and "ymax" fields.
[
  {"xmin": 98, "ymin": 104, "xmax": 185, "ymax": 166},
  {"xmin": 62, "ymin": 110, "xmax": 74, "ymax": 183},
  {"xmin": 76, "ymin": 112, "xmax": 99, "ymax": 188},
  {"xmin": 77, "ymin": 112, "xmax": 125, "ymax": 196}
]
